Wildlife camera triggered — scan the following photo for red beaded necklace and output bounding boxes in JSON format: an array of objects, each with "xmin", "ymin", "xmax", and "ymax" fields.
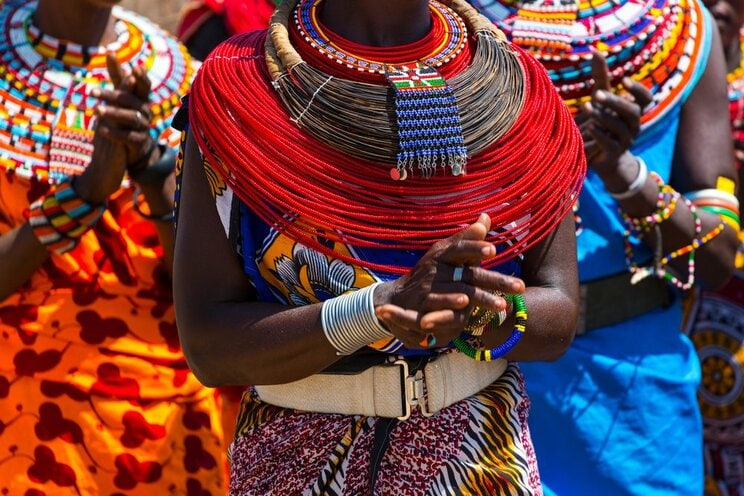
[{"xmin": 189, "ymin": 1, "xmax": 586, "ymax": 274}]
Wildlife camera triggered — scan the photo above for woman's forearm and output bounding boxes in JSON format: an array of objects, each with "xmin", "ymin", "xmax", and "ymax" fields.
[
  {"xmin": 175, "ymin": 297, "xmax": 341, "ymax": 387},
  {"xmin": 0, "ymin": 224, "xmax": 50, "ymax": 302}
]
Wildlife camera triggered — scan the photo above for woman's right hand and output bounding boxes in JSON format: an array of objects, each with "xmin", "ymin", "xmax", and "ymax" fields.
[{"xmin": 374, "ymin": 214, "xmax": 525, "ymax": 349}]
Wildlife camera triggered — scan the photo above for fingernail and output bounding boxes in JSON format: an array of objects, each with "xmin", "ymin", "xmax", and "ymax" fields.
[
  {"xmin": 96, "ymin": 107, "xmax": 106, "ymax": 115},
  {"xmin": 457, "ymin": 295, "xmax": 467, "ymax": 305},
  {"xmin": 595, "ymin": 90, "xmax": 607, "ymax": 102},
  {"xmin": 90, "ymin": 88, "xmax": 101, "ymax": 97},
  {"xmin": 622, "ymin": 76, "xmax": 634, "ymax": 87},
  {"xmin": 481, "ymin": 245, "xmax": 495, "ymax": 256},
  {"xmin": 422, "ymin": 321, "xmax": 434, "ymax": 330}
]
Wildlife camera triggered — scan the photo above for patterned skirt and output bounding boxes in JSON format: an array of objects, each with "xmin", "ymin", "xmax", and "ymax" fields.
[{"xmin": 228, "ymin": 363, "xmax": 541, "ymax": 495}]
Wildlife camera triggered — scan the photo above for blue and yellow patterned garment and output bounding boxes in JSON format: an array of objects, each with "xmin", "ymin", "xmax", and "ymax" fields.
[
  {"xmin": 187, "ymin": 162, "xmax": 546, "ymax": 495},
  {"xmin": 511, "ymin": 7, "xmax": 714, "ymax": 496}
]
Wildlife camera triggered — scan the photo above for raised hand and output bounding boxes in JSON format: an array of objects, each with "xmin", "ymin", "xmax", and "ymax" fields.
[
  {"xmin": 374, "ymin": 214, "xmax": 525, "ymax": 349},
  {"xmin": 74, "ymin": 53, "xmax": 156, "ymax": 204},
  {"xmin": 579, "ymin": 52, "xmax": 653, "ymax": 176}
]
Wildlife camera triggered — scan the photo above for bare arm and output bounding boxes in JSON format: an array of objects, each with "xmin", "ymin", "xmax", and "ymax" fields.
[
  {"xmin": 173, "ymin": 131, "xmax": 338, "ymax": 387},
  {"xmin": 583, "ymin": 30, "xmax": 738, "ymax": 291},
  {"xmin": 492, "ymin": 211, "xmax": 579, "ymax": 362},
  {"xmin": 175, "ymin": 123, "xmax": 581, "ymax": 386}
]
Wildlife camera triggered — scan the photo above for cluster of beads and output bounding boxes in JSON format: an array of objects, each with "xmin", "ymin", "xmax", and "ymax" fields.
[
  {"xmin": 453, "ymin": 293, "xmax": 526, "ymax": 362},
  {"xmin": 320, "ymin": 282, "xmax": 393, "ymax": 355},
  {"xmin": 622, "ymin": 174, "xmax": 726, "ymax": 290},
  {"xmin": 471, "ymin": 0, "xmax": 708, "ymax": 129},
  {"xmin": 620, "ymin": 172, "xmax": 679, "ymax": 230},
  {"xmin": 25, "ymin": 178, "xmax": 106, "ymax": 255}
]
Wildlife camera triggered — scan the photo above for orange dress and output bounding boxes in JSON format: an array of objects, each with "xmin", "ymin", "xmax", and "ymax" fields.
[{"xmin": 0, "ymin": 2, "xmax": 226, "ymax": 494}]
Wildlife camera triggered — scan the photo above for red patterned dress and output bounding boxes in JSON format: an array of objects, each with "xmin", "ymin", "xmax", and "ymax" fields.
[{"xmin": 0, "ymin": 1, "xmax": 226, "ymax": 494}]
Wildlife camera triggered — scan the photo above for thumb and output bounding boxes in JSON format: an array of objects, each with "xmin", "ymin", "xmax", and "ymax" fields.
[
  {"xmin": 590, "ymin": 50, "xmax": 611, "ymax": 93},
  {"xmin": 457, "ymin": 213, "xmax": 491, "ymax": 241}
]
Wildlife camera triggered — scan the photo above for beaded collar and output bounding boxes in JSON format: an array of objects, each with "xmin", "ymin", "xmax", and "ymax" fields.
[
  {"xmin": 294, "ymin": 0, "xmax": 469, "ymax": 76},
  {"xmin": 470, "ymin": 0, "xmax": 710, "ymax": 129},
  {"xmin": 0, "ymin": 0, "xmax": 195, "ymax": 183}
]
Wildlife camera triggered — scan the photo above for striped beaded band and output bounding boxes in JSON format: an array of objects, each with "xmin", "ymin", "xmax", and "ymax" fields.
[
  {"xmin": 26, "ymin": 178, "xmax": 106, "ymax": 255},
  {"xmin": 453, "ymin": 293, "xmax": 526, "ymax": 361},
  {"xmin": 320, "ymin": 282, "xmax": 393, "ymax": 355}
]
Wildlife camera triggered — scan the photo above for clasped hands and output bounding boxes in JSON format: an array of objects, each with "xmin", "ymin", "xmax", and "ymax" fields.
[{"xmin": 374, "ymin": 213, "xmax": 525, "ymax": 350}]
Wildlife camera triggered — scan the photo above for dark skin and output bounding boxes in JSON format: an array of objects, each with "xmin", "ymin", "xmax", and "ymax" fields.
[
  {"xmin": 577, "ymin": 26, "xmax": 738, "ymax": 291},
  {"xmin": 0, "ymin": 0, "xmax": 176, "ymax": 301},
  {"xmin": 174, "ymin": 0, "xmax": 580, "ymax": 387},
  {"xmin": 703, "ymin": 0, "xmax": 744, "ymax": 206}
]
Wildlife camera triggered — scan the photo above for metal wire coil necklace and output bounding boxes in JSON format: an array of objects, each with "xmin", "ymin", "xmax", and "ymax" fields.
[{"xmin": 265, "ymin": 0, "xmax": 526, "ymax": 179}]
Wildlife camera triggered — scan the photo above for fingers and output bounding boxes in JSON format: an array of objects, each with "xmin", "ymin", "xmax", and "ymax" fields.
[
  {"xmin": 131, "ymin": 64, "xmax": 152, "ymax": 101},
  {"xmin": 106, "ymin": 52, "xmax": 123, "ymax": 89},
  {"xmin": 437, "ymin": 239, "xmax": 495, "ymax": 266},
  {"xmin": 594, "ymin": 90, "xmax": 641, "ymax": 136},
  {"xmin": 586, "ymin": 99, "xmax": 637, "ymax": 151},
  {"xmin": 93, "ymin": 87, "xmax": 151, "ymax": 114},
  {"xmin": 96, "ymin": 106, "xmax": 150, "ymax": 131},
  {"xmin": 621, "ymin": 77, "xmax": 653, "ymax": 110},
  {"xmin": 375, "ymin": 304, "xmax": 466, "ymax": 349},
  {"xmin": 96, "ymin": 124, "xmax": 150, "ymax": 147},
  {"xmin": 590, "ymin": 50, "xmax": 611, "ymax": 92}
]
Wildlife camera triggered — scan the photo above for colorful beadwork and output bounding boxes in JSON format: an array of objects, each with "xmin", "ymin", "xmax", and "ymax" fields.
[
  {"xmin": 620, "ymin": 172, "xmax": 679, "ymax": 231},
  {"xmin": 453, "ymin": 293, "xmax": 526, "ymax": 361},
  {"xmin": 623, "ymin": 179, "xmax": 727, "ymax": 290},
  {"xmin": 293, "ymin": 0, "xmax": 468, "ymax": 75},
  {"xmin": 0, "ymin": 0, "xmax": 195, "ymax": 184},
  {"xmin": 386, "ymin": 63, "xmax": 467, "ymax": 178},
  {"xmin": 25, "ymin": 178, "xmax": 106, "ymax": 254},
  {"xmin": 471, "ymin": 0, "xmax": 709, "ymax": 130}
]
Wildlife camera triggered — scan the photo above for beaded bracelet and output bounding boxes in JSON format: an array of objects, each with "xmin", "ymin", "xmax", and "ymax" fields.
[
  {"xmin": 453, "ymin": 293, "xmax": 526, "ymax": 362},
  {"xmin": 26, "ymin": 178, "xmax": 106, "ymax": 255},
  {"xmin": 620, "ymin": 172, "xmax": 679, "ymax": 231},
  {"xmin": 321, "ymin": 282, "xmax": 393, "ymax": 355},
  {"xmin": 625, "ymin": 196, "xmax": 725, "ymax": 290}
]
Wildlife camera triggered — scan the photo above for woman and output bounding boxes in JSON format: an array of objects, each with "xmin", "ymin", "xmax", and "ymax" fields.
[
  {"xmin": 469, "ymin": 0, "xmax": 740, "ymax": 493},
  {"xmin": 685, "ymin": 0, "xmax": 744, "ymax": 493},
  {"xmin": 0, "ymin": 0, "xmax": 226, "ymax": 493},
  {"xmin": 174, "ymin": 0, "xmax": 586, "ymax": 493},
  {"xmin": 177, "ymin": 0, "xmax": 278, "ymax": 59}
]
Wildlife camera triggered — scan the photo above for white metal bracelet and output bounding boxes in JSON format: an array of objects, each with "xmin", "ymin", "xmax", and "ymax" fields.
[
  {"xmin": 610, "ymin": 156, "xmax": 649, "ymax": 200},
  {"xmin": 321, "ymin": 282, "xmax": 393, "ymax": 355}
]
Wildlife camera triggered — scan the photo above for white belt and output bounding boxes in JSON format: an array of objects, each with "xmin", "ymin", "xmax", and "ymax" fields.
[{"xmin": 255, "ymin": 352, "xmax": 507, "ymax": 420}]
